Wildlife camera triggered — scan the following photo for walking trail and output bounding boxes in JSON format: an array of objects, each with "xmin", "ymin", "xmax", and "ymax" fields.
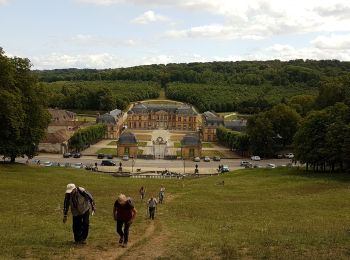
[{"xmin": 69, "ymin": 195, "xmax": 176, "ymax": 259}]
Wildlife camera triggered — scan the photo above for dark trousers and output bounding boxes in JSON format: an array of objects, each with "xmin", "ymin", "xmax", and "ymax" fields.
[
  {"xmin": 149, "ymin": 207, "xmax": 156, "ymax": 219},
  {"xmin": 116, "ymin": 220, "xmax": 131, "ymax": 243},
  {"xmin": 72, "ymin": 210, "xmax": 90, "ymax": 242}
]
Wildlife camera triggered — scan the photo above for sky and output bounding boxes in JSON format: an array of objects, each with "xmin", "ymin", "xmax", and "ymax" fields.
[{"xmin": 1, "ymin": 0, "xmax": 350, "ymax": 69}]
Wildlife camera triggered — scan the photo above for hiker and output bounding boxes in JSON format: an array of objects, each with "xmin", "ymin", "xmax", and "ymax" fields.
[
  {"xmin": 113, "ymin": 194, "xmax": 137, "ymax": 247},
  {"xmin": 159, "ymin": 185, "xmax": 165, "ymax": 204},
  {"xmin": 148, "ymin": 197, "xmax": 158, "ymax": 220},
  {"xmin": 139, "ymin": 186, "xmax": 145, "ymax": 202},
  {"xmin": 63, "ymin": 184, "xmax": 96, "ymax": 244}
]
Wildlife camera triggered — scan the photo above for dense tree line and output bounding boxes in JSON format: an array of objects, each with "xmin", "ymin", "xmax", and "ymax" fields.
[
  {"xmin": 216, "ymin": 127, "xmax": 250, "ymax": 156},
  {"xmin": 246, "ymin": 104, "xmax": 301, "ymax": 157},
  {"xmin": 44, "ymin": 81, "xmax": 160, "ymax": 111},
  {"xmin": 35, "ymin": 60, "xmax": 350, "ymax": 87},
  {"xmin": 35, "ymin": 60, "xmax": 350, "ymax": 113},
  {"xmin": 68, "ymin": 124, "xmax": 107, "ymax": 152},
  {"xmin": 166, "ymin": 83, "xmax": 316, "ymax": 113},
  {"xmin": 244, "ymin": 74, "xmax": 350, "ymax": 171},
  {"xmin": 294, "ymin": 103, "xmax": 350, "ymax": 172},
  {"xmin": 0, "ymin": 48, "xmax": 50, "ymax": 162}
]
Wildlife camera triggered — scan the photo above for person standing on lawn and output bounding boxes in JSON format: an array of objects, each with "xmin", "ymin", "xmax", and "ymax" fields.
[
  {"xmin": 63, "ymin": 184, "xmax": 96, "ymax": 244},
  {"xmin": 139, "ymin": 186, "xmax": 145, "ymax": 202},
  {"xmin": 148, "ymin": 197, "xmax": 157, "ymax": 220},
  {"xmin": 113, "ymin": 194, "xmax": 137, "ymax": 247}
]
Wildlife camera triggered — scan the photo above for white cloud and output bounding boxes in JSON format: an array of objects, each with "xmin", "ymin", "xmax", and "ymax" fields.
[
  {"xmin": 131, "ymin": 10, "xmax": 169, "ymax": 24},
  {"xmin": 311, "ymin": 34, "xmax": 350, "ymax": 50},
  {"xmin": 0, "ymin": 0, "xmax": 10, "ymax": 4},
  {"xmin": 31, "ymin": 53, "xmax": 127, "ymax": 69},
  {"xmin": 77, "ymin": 0, "xmax": 350, "ymax": 40},
  {"xmin": 71, "ymin": 34, "xmax": 137, "ymax": 46}
]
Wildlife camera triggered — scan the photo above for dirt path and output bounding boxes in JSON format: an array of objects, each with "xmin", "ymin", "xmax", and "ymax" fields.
[
  {"xmin": 69, "ymin": 220, "xmax": 156, "ymax": 260},
  {"xmin": 69, "ymin": 195, "xmax": 177, "ymax": 260}
]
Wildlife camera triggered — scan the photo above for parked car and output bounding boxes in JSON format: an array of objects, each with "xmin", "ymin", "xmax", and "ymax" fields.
[
  {"xmin": 101, "ymin": 160, "xmax": 116, "ymax": 166},
  {"xmin": 193, "ymin": 157, "xmax": 200, "ymax": 162},
  {"xmin": 221, "ymin": 165, "xmax": 230, "ymax": 173},
  {"xmin": 284, "ymin": 153, "xmax": 294, "ymax": 159},
  {"xmin": 63, "ymin": 152, "xmax": 72, "ymax": 158},
  {"xmin": 71, "ymin": 162, "xmax": 84, "ymax": 169},
  {"xmin": 97, "ymin": 153, "xmax": 104, "ymax": 159},
  {"xmin": 122, "ymin": 155, "xmax": 129, "ymax": 161},
  {"xmin": 106, "ymin": 154, "xmax": 113, "ymax": 159},
  {"xmin": 266, "ymin": 163, "xmax": 276, "ymax": 168},
  {"xmin": 251, "ymin": 155, "xmax": 261, "ymax": 161},
  {"xmin": 204, "ymin": 156, "xmax": 211, "ymax": 162},
  {"xmin": 73, "ymin": 152, "xmax": 81, "ymax": 158},
  {"xmin": 43, "ymin": 161, "xmax": 53, "ymax": 167},
  {"xmin": 275, "ymin": 154, "xmax": 283, "ymax": 159},
  {"xmin": 213, "ymin": 156, "xmax": 221, "ymax": 161},
  {"xmin": 64, "ymin": 162, "xmax": 71, "ymax": 167},
  {"xmin": 240, "ymin": 161, "xmax": 252, "ymax": 167}
]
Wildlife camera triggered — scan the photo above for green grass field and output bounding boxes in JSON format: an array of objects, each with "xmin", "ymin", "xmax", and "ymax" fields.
[
  {"xmin": 95, "ymin": 148, "xmax": 117, "ymax": 156},
  {"xmin": 107, "ymin": 141, "xmax": 117, "ymax": 146},
  {"xmin": 1, "ymin": 165, "xmax": 350, "ymax": 259},
  {"xmin": 202, "ymin": 142, "xmax": 213, "ymax": 148},
  {"xmin": 201, "ymin": 150, "xmax": 224, "ymax": 157}
]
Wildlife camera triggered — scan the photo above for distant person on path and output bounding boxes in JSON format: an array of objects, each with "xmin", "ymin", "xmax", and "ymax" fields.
[
  {"xmin": 159, "ymin": 185, "xmax": 165, "ymax": 204},
  {"xmin": 139, "ymin": 186, "xmax": 145, "ymax": 202},
  {"xmin": 113, "ymin": 194, "xmax": 137, "ymax": 247},
  {"xmin": 148, "ymin": 197, "xmax": 158, "ymax": 220},
  {"xmin": 63, "ymin": 184, "xmax": 96, "ymax": 244}
]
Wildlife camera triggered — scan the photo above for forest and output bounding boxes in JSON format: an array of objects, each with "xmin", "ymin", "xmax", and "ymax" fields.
[
  {"xmin": 37, "ymin": 60, "xmax": 350, "ymax": 113},
  {"xmin": 43, "ymin": 80, "xmax": 160, "ymax": 111}
]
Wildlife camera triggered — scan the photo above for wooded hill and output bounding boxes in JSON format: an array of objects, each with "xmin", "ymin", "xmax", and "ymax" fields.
[{"xmin": 36, "ymin": 60, "xmax": 350, "ymax": 113}]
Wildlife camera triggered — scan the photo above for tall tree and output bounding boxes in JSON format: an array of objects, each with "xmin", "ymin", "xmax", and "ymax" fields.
[{"xmin": 0, "ymin": 48, "xmax": 50, "ymax": 162}]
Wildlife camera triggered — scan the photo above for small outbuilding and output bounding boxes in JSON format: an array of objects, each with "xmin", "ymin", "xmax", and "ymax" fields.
[
  {"xmin": 181, "ymin": 134, "xmax": 202, "ymax": 158},
  {"xmin": 117, "ymin": 131, "xmax": 138, "ymax": 158}
]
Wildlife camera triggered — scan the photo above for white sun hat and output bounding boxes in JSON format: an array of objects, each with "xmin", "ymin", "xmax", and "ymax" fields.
[{"xmin": 66, "ymin": 183, "xmax": 76, "ymax": 193}]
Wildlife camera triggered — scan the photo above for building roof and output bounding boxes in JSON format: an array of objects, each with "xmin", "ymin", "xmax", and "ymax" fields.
[
  {"xmin": 110, "ymin": 108, "xmax": 122, "ymax": 118},
  {"xmin": 181, "ymin": 134, "xmax": 202, "ymax": 147},
  {"xmin": 96, "ymin": 114, "xmax": 116, "ymax": 124},
  {"xmin": 48, "ymin": 108, "xmax": 76, "ymax": 122},
  {"xmin": 118, "ymin": 131, "xmax": 138, "ymax": 145},
  {"xmin": 128, "ymin": 103, "xmax": 197, "ymax": 115},
  {"xmin": 41, "ymin": 129, "xmax": 72, "ymax": 144},
  {"xmin": 224, "ymin": 120, "xmax": 247, "ymax": 131},
  {"xmin": 203, "ymin": 111, "xmax": 224, "ymax": 125},
  {"xmin": 96, "ymin": 108, "xmax": 123, "ymax": 124}
]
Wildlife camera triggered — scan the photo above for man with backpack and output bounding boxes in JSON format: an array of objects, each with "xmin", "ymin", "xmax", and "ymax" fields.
[
  {"xmin": 63, "ymin": 184, "xmax": 96, "ymax": 244},
  {"xmin": 147, "ymin": 197, "xmax": 157, "ymax": 220}
]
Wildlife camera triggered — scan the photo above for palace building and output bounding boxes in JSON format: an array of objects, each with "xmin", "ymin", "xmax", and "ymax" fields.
[
  {"xmin": 96, "ymin": 108, "xmax": 124, "ymax": 139},
  {"xmin": 201, "ymin": 111, "xmax": 224, "ymax": 142},
  {"xmin": 127, "ymin": 103, "xmax": 198, "ymax": 131}
]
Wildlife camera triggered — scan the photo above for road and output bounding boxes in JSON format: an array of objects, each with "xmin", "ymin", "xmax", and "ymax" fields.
[{"xmin": 17, "ymin": 153, "xmax": 294, "ymax": 174}]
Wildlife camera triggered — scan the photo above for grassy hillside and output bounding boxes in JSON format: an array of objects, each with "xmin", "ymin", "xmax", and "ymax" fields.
[{"xmin": 0, "ymin": 165, "xmax": 349, "ymax": 259}]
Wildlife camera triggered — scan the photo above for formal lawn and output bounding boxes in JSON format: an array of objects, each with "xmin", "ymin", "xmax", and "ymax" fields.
[
  {"xmin": 137, "ymin": 142, "xmax": 147, "ymax": 147},
  {"xmin": 135, "ymin": 134, "xmax": 152, "ymax": 141},
  {"xmin": 95, "ymin": 148, "xmax": 117, "ymax": 156},
  {"xmin": 174, "ymin": 142, "xmax": 181, "ymax": 148},
  {"xmin": 1, "ymin": 164, "xmax": 349, "ymax": 259},
  {"xmin": 77, "ymin": 115, "xmax": 97, "ymax": 122},
  {"xmin": 201, "ymin": 150, "xmax": 224, "ymax": 157},
  {"xmin": 202, "ymin": 142, "xmax": 213, "ymax": 148},
  {"xmin": 107, "ymin": 141, "xmax": 117, "ymax": 146}
]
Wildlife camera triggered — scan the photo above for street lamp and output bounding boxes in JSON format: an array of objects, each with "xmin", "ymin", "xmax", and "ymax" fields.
[
  {"xmin": 132, "ymin": 158, "xmax": 135, "ymax": 172},
  {"xmin": 183, "ymin": 158, "xmax": 185, "ymax": 175}
]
